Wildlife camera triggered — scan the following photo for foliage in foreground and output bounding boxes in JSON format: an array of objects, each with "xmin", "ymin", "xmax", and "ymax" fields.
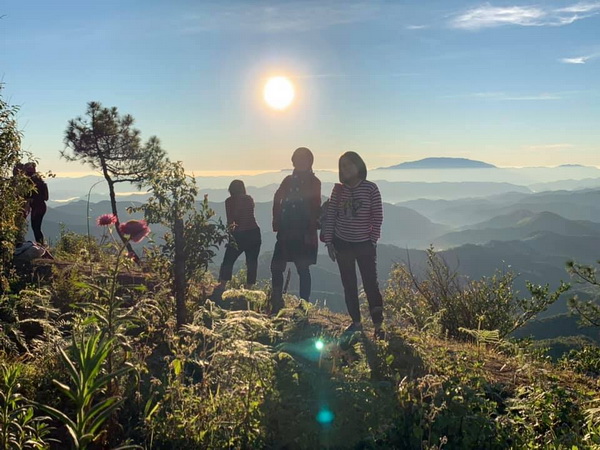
[{"xmin": 0, "ymin": 237, "xmax": 598, "ymax": 449}]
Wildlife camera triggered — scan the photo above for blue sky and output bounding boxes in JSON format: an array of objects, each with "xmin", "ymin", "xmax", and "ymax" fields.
[{"xmin": 1, "ymin": 0, "xmax": 599, "ymax": 175}]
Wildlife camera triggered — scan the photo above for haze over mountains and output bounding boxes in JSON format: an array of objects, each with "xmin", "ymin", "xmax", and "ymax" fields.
[
  {"xmin": 47, "ymin": 157, "xmax": 600, "ymax": 204},
  {"xmin": 35, "ymin": 157, "xmax": 600, "ymax": 343}
]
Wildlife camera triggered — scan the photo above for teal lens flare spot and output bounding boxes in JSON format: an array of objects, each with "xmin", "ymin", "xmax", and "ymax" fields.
[
  {"xmin": 315, "ymin": 340, "xmax": 324, "ymax": 351},
  {"xmin": 316, "ymin": 408, "xmax": 334, "ymax": 425}
]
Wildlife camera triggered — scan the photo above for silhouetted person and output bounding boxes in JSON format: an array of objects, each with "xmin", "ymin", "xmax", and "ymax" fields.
[
  {"xmin": 24, "ymin": 162, "xmax": 48, "ymax": 245},
  {"xmin": 321, "ymin": 151, "xmax": 385, "ymax": 340},
  {"xmin": 213, "ymin": 180, "xmax": 262, "ymax": 301},
  {"xmin": 270, "ymin": 147, "xmax": 321, "ymax": 313}
]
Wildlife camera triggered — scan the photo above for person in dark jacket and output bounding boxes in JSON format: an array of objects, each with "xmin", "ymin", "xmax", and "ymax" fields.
[
  {"xmin": 213, "ymin": 180, "xmax": 262, "ymax": 301},
  {"xmin": 24, "ymin": 162, "xmax": 48, "ymax": 245},
  {"xmin": 270, "ymin": 147, "xmax": 321, "ymax": 313}
]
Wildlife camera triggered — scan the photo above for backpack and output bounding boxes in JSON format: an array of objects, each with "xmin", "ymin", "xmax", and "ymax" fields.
[
  {"xmin": 279, "ymin": 175, "xmax": 313, "ymax": 233},
  {"xmin": 13, "ymin": 241, "xmax": 46, "ymax": 263}
]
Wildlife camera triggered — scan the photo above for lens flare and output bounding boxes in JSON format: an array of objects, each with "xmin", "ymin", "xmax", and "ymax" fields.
[{"xmin": 316, "ymin": 408, "xmax": 334, "ymax": 425}]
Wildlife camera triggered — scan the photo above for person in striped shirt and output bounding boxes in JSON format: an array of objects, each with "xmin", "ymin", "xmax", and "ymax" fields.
[
  {"xmin": 212, "ymin": 180, "xmax": 262, "ymax": 301},
  {"xmin": 321, "ymin": 151, "xmax": 385, "ymax": 339}
]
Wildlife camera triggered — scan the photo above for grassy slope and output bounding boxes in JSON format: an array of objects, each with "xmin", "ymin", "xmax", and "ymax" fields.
[{"xmin": 179, "ymin": 294, "xmax": 599, "ymax": 449}]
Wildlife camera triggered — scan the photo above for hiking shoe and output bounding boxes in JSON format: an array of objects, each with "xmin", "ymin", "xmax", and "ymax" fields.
[
  {"xmin": 373, "ymin": 327, "xmax": 386, "ymax": 341},
  {"xmin": 343, "ymin": 322, "xmax": 363, "ymax": 334}
]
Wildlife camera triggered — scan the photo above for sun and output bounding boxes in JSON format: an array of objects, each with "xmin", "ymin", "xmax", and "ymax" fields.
[{"xmin": 263, "ymin": 76, "xmax": 295, "ymax": 110}]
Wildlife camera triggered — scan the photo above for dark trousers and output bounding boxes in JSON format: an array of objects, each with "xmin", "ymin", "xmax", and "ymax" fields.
[
  {"xmin": 218, "ymin": 228, "xmax": 261, "ymax": 285},
  {"xmin": 334, "ymin": 238, "xmax": 383, "ymax": 325},
  {"xmin": 30, "ymin": 204, "xmax": 46, "ymax": 245},
  {"xmin": 270, "ymin": 240, "xmax": 311, "ymax": 307}
]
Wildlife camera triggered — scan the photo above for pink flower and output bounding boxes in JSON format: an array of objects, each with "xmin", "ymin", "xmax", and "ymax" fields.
[
  {"xmin": 96, "ymin": 214, "xmax": 117, "ymax": 227},
  {"xmin": 119, "ymin": 220, "xmax": 151, "ymax": 243}
]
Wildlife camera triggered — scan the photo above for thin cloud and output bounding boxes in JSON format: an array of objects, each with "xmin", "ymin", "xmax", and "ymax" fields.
[
  {"xmin": 560, "ymin": 53, "xmax": 600, "ymax": 64},
  {"xmin": 406, "ymin": 24, "xmax": 428, "ymax": 30},
  {"xmin": 525, "ymin": 143, "xmax": 575, "ymax": 151},
  {"xmin": 451, "ymin": 2, "xmax": 600, "ymax": 30},
  {"xmin": 296, "ymin": 72, "xmax": 419, "ymax": 79},
  {"xmin": 180, "ymin": 1, "xmax": 382, "ymax": 34},
  {"xmin": 295, "ymin": 73, "xmax": 349, "ymax": 79},
  {"xmin": 463, "ymin": 92, "xmax": 563, "ymax": 101}
]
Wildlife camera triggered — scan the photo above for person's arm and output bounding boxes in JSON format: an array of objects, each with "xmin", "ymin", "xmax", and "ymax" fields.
[
  {"xmin": 369, "ymin": 184, "xmax": 383, "ymax": 243},
  {"xmin": 225, "ymin": 197, "xmax": 234, "ymax": 227},
  {"xmin": 41, "ymin": 180, "xmax": 49, "ymax": 201},
  {"xmin": 322, "ymin": 184, "xmax": 340, "ymax": 244},
  {"xmin": 249, "ymin": 196, "xmax": 256, "ymax": 214}
]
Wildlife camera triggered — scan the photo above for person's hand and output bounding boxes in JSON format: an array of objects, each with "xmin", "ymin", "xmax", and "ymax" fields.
[{"xmin": 326, "ymin": 243, "xmax": 337, "ymax": 262}]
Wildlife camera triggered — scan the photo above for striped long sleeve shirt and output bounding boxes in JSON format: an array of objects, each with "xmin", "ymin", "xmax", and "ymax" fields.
[{"xmin": 322, "ymin": 180, "xmax": 383, "ymax": 243}]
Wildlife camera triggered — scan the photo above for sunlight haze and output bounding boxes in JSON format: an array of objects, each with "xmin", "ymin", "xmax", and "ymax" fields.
[{"xmin": 1, "ymin": 0, "xmax": 599, "ymax": 175}]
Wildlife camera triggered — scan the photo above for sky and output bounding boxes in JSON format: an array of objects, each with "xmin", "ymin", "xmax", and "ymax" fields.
[{"xmin": 1, "ymin": 0, "xmax": 599, "ymax": 176}]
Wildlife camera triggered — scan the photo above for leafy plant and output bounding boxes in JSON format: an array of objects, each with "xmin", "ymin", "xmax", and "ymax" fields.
[
  {"xmin": 566, "ymin": 259, "xmax": 600, "ymax": 327},
  {"xmin": 0, "ymin": 363, "xmax": 52, "ymax": 449},
  {"xmin": 0, "ymin": 289, "xmax": 59, "ymax": 355},
  {"xmin": 0, "ymin": 84, "xmax": 32, "ymax": 290},
  {"xmin": 53, "ymin": 227, "xmax": 101, "ymax": 264},
  {"xmin": 35, "ymin": 332, "xmax": 135, "ymax": 449},
  {"xmin": 560, "ymin": 345, "xmax": 600, "ymax": 376},
  {"xmin": 386, "ymin": 247, "xmax": 569, "ymax": 340},
  {"xmin": 585, "ymin": 396, "xmax": 600, "ymax": 447},
  {"xmin": 133, "ymin": 165, "xmax": 228, "ymax": 326}
]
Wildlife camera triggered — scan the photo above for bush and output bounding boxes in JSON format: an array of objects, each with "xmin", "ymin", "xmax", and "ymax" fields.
[
  {"xmin": 560, "ymin": 345, "xmax": 600, "ymax": 376},
  {"xmin": 385, "ymin": 247, "xmax": 568, "ymax": 340},
  {"xmin": 53, "ymin": 227, "xmax": 101, "ymax": 262}
]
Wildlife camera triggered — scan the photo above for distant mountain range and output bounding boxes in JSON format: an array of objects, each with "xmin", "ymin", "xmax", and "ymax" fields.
[
  {"xmin": 379, "ymin": 157, "xmax": 497, "ymax": 170},
  {"xmin": 432, "ymin": 210, "xmax": 600, "ymax": 249},
  {"xmin": 27, "ymin": 186, "xmax": 600, "ymax": 339},
  {"xmin": 399, "ymin": 189, "xmax": 600, "ymax": 227}
]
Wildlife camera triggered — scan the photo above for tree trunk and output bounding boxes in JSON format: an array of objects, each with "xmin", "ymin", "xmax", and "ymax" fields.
[
  {"xmin": 174, "ymin": 217, "xmax": 187, "ymax": 328},
  {"xmin": 106, "ymin": 178, "xmax": 139, "ymax": 263}
]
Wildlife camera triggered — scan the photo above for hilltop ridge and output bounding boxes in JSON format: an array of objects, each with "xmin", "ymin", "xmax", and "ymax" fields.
[{"xmin": 379, "ymin": 157, "xmax": 497, "ymax": 170}]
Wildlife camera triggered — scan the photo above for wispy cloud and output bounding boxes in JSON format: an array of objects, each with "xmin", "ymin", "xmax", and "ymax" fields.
[
  {"xmin": 451, "ymin": 2, "xmax": 600, "ymax": 30},
  {"xmin": 560, "ymin": 53, "xmax": 600, "ymax": 64},
  {"xmin": 460, "ymin": 91, "xmax": 563, "ymax": 101},
  {"xmin": 406, "ymin": 24, "xmax": 428, "ymax": 30},
  {"xmin": 295, "ymin": 72, "xmax": 419, "ymax": 79},
  {"xmin": 180, "ymin": 1, "xmax": 382, "ymax": 34},
  {"xmin": 524, "ymin": 143, "xmax": 575, "ymax": 151},
  {"xmin": 295, "ymin": 73, "xmax": 349, "ymax": 79}
]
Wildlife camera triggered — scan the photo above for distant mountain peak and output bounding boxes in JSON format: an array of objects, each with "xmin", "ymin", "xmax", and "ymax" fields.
[{"xmin": 379, "ymin": 157, "xmax": 496, "ymax": 170}]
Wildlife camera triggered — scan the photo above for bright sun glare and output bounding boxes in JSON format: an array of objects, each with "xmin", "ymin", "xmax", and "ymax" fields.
[{"xmin": 264, "ymin": 76, "xmax": 295, "ymax": 110}]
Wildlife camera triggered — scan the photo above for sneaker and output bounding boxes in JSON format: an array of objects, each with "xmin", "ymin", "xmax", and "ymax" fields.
[
  {"xmin": 373, "ymin": 327, "xmax": 386, "ymax": 341},
  {"xmin": 343, "ymin": 322, "xmax": 363, "ymax": 334}
]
